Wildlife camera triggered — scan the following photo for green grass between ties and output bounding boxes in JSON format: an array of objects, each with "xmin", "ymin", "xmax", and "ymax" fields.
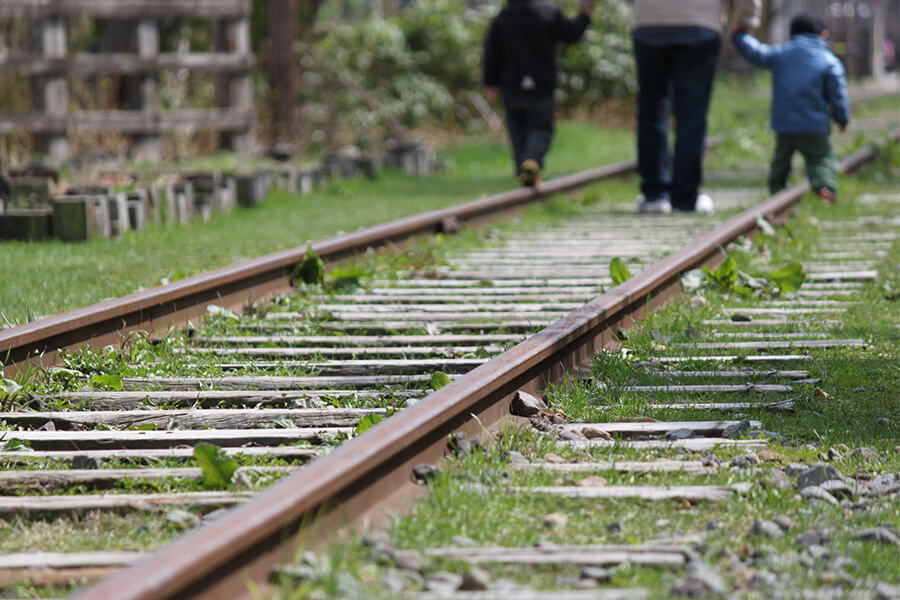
[
  {"xmin": 265, "ymin": 162, "xmax": 899, "ymax": 598},
  {"xmin": 0, "ymin": 121, "xmax": 633, "ymax": 326}
]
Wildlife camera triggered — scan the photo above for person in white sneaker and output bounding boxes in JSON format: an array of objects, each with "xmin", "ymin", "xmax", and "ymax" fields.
[{"xmin": 632, "ymin": 0, "xmax": 760, "ymax": 214}]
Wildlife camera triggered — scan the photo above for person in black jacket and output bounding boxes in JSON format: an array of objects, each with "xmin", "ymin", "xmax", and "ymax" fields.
[{"xmin": 483, "ymin": 0, "xmax": 593, "ymax": 187}]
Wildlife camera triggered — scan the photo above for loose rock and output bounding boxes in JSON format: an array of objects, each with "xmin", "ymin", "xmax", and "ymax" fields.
[
  {"xmin": 510, "ymin": 390, "xmax": 545, "ymax": 417},
  {"xmin": 722, "ymin": 419, "xmax": 751, "ymax": 439},
  {"xmin": 450, "ymin": 535, "xmax": 478, "ymax": 547},
  {"xmin": 71, "ymin": 455, "xmax": 101, "ymax": 470},
  {"xmin": 758, "ymin": 450, "xmax": 779, "ymax": 462},
  {"xmin": 851, "ymin": 447, "xmax": 881, "ymax": 463},
  {"xmin": 773, "ymin": 515, "xmax": 794, "ymax": 531},
  {"xmin": 819, "ymin": 479, "xmax": 855, "ymax": 499},
  {"xmin": 877, "ymin": 417, "xmax": 893, "ymax": 427},
  {"xmin": 750, "ymin": 518, "xmax": 783, "ymax": 539},
  {"xmin": 606, "ymin": 522, "xmax": 624, "ymax": 534},
  {"xmin": 876, "ymin": 581, "xmax": 900, "ymax": 600},
  {"xmin": 797, "ymin": 463, "xmax": 840, "ymax": 488},
  {"xmin": 731, "ymin": 452, "xmax": 761, "ymax": 468},
  {"xmin": 800, "ymin": 486, "xmax": 839, "ymax": 505},
  {"xmin": 667, "ymin": 428, "xmax": 696, "ymax": 440},
  {"xmin": 412, "ymin": 463, "xmax": 437, "ymax": 483},
  {"xmin": 851, "ymin": 527, "xmax": 900, "ymax": 546},
  {"xmin": 501, "ymin": 450, "xmax": 530, "ymax": 466},
  {"xmin": 761, "ymin": 469, "xmax": 790, "ymax": 491},
  {"xmin": 731, "ymin": 313, "xmax": 752, "ymax": 322},
  {"xmin": 559, "ymin": 429, "xmax": 588, "ymax": 442},
  {"xmin": 796, "ymin": 529, "xmax": 831, "ymax": 548},
  {"xmin": 395, "ymin": 553, "xmax": 427, "ymax": 574},
  {"xmin": 785, "ymin": 463, "xmax": 807, "ymax": 477},
  {"xmin": 672, "ymin": 560, "xmax": 727, "ymax": 597},
  {"xmin": 458, "ymin": 566, "xmax": 491, "ymax": 591}
]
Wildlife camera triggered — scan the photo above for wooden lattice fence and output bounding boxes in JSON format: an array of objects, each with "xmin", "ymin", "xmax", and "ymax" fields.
[{"xmin": 0, "ymin": 0, "xmax": 255, "ymax": 163}]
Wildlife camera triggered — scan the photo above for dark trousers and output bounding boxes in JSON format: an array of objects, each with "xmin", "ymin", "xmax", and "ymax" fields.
[
  {"xmin": 502, "ymin": 91, "xmax": 555, "ymax": 175},
  {"xmin": 769, "ymin": 133, "xmax": 838, "ymax": 195},
  {"xmin": 633, "ymin": 37, "xmax": 720, "ymax": 210}
]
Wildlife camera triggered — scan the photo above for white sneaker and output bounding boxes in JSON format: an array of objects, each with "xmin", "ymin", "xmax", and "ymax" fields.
[
  {"xmin": 636, "ymin": 195, "xmax": 672, "ymax": 214},
  {"xmin": 695, "ymin": 194, "xmax": 715, "ymax": 214}
]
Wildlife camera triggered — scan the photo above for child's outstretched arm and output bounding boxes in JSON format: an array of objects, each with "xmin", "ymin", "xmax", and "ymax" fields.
[
  {"xmin": 825, "ymin": 60, "xmax": 850, "ymax": 131},
  {"xmin": 731, "ymin": 28, "xmax": 777, "ymax": 68}
]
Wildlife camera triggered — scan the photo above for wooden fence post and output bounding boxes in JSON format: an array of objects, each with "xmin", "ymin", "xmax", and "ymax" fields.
[
  {"xmin": 217, "ymin": 17, "xmax": 254, "ymax": 154},
  {"xmin": 267, "ymin": 0, "xmax": 298, "ymax": 151},
  {"xmin": 33, "ymin": 17, "xmax": 68, "ymax": 164},
  {"xmin": 134, "ymin": 18, "xmax": 161, "ymax": 161}
]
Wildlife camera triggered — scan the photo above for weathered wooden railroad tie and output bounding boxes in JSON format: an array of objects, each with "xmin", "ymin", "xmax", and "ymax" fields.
[{"xmin": 0, "ymin": 191, "xmax": 762, "ymax": 590}]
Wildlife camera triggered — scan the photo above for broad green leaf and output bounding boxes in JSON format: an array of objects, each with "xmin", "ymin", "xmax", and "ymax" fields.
[
  {"xmin": 609, "ymin": 257, "xmax": 631, "ymax": 286},
  {"xmin": 430, "ymin": 371, "xmax": 452, "ymax": 390},
  {"xmin": 704, "ymin": 256, "xmax": 738, "ymax": 289},
  {"xmin": 0, "ymin": 378, "xmax": 21, "ymax": 399},
  {"xmin": 193, "ymin": 442, "xmax": 239, "ymax": 489},
  {"xmin": 90, "ymin": 374, "xmax": 124, "ymax": 391},
  {"xmin": 295, "ymin": 247, "xmax": 325, "ymax": 286},
  {"xmin": 1, "ymin": 437, "xmax": 32, "ymax": 452},
  {"xmin": 354, "ymin": 413, "xmax": 383, "ymax": 435},
  {"xmin": 769, "ymin": 262, "xmax": 806, "ymax": 293}
]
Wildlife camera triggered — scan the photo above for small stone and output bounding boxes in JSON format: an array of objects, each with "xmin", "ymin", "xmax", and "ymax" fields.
[
  {"xmin": 542, "ymin": 453, "xmax": 566, "ymax": 464},
  {"xmin": 606, "ymin": 522, "xmax": 624, "ymax": 534},
  {"xmin": 750, "ymin": 570, "xmax": 777, "ymax": 589},
  {"xmin": 655, "ymin": 518, "xmax": 671, "ymax": 528},
  {"xmin": 851, "ymin": 527, "xmax": 900, "ymax": 545},
  {"xmin": 773, "ymin": 515, "xmax": 794, "ymax": 531},
  {"xmin": 501, "ymin": 450, "xmax": 530, "ymax": 465},
  {"xmin": 851, "ymin": 447, "xmax": 881, "ymax": 463},
  {"xmin": 689, "ymin": 296, "xmax": 709, "ymax": 308},
  {"xmin": 876, "ymin": 581, "xmax": 900, "ymax": 600},
  {"xmin": 395, "ymin": 553, "xmax": 427, "ymax": 574},
  {"xmin": 796, "ymin": 529, "xmax": 831, "ymax": 548},
  {"xmin": 458, "ymin": 567, "xmax": 491, "ymax": 591},
  {"xmin": 381, "ymin": 570, "xmax": 413, "ymax": 593},
  {"xmin": 580, "ymin": 566, "xmax": 613, "ymax": 582},
  {"xmin": 853, "ymin": 386, "xmax": 865, "ymax": 392},
  {"xmin": 559, "ymin": 429, "xmax": 588, "ymax": 442},
  {"xmin": 785, "ymin": 463, "xmax": 807, "ymax": 477},
  {"xmin": 510, "ymin": 390, "xmax": 546, "ymax": 417},
  {"xmin": 867, "ymin": 474, "xmax": 900, "ymax": 496},
  {"xmin": 750, "ymin": 518, "xmax": 783, "ymax": 539},
  {"xmin": 412, "ymin": 464, "xmax": 437, "ymax": 483},
  {"xmin": 71, "ymin": 455, "xmax": 101, "ymax": 470},
  {"xmin": 801, "ymin": 486, "xmax": 839, "ymax": 505},
  {"xmin": 761, "ymin": 469, "xmax": 790, "ymax": 491},
  {"xmin": 38, "ymin": 420, "xmax": 56, "ymax": 431},
  {"xmin": 877, "ymin": 417, "xmax": 892, "ymax": 427},
  {"xmin": 705, "ymin": 519, "xmax": 723, "ymax": 531},
  {"xmin": 577, "ymin": 476, "xmax": 607, "ymax": 487},
  {"xmin": 731, "ymin": 452, "xmax": 761, "ymax": 468},
  {"xmin": 543, "ymin": 513, "xmax": 568, "ymax": 529},
  {"xmin": 807, "ymin": 544, "xmax": 830, "ymax": 560},
  {"xmin": 722, "ymin": 419, "xmax": 751, "ymax": 439},
  {"xmin": 819, "ymin": 479, "xmax": 855, "ymax": 499},
  {"xmin": 666, "ymin": 428, "xmax": 696, "ymax": 440},
  {"xmin": 425, "ymin": 571, "xmax": 462, "ymax": 592},
  {"xmin": 731, "ymin": 313, "xmax": 752, "ymax": 322},
  {"xmin": 758, "ymin": 450, "xmax": 779, "ymax": 462},
  {"xmin": 672, "ymin": 560, "xmax": 727, "ymax": 597},
  {"xmin": 826, "ymin": 447, "xmax": 844, "ymax": 462},
  {"xmin": 580, "ymin": 425, "xmax": 614, "ymax": 441},
  {"xmin": 575, "ymin": 577, "xmax": 599, "ymax": 589},
  {"xmin": 449, "ymin": 432, "xmax": 480, "ymax": 456},
  {"xmin": 797, "ymin": 463, "xmax": 840, "ymax": 488}
]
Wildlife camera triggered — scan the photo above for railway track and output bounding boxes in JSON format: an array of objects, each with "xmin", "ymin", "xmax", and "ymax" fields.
[{"xmin": 0, "ymin": 130, "xmax": 897, "ymax": 598}]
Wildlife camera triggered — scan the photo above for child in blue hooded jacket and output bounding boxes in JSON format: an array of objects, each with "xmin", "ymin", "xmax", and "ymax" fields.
[{"xmin": 732, "ymin": 13, "xmax": 850, "ymax": 202}]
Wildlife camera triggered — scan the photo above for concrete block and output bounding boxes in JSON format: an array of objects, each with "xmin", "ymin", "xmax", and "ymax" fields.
[
  {"xmin": 298, "ymin": 172, "xmax": 314, "ymax": 195},
  {"xmin": 0, "ymin": 208, "xmax": 52, "ymax": 240},
  {"xmin": 51, "ymin": 195, "xmax": 96, "ymax": 241}
]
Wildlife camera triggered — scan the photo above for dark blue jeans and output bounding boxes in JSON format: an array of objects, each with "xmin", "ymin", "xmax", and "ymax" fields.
[
  {"xmin": 633, "ymin": 37, "xmax": 720, "ymax": 210},
  {"xmin": 502, "ymin": 91, "xmax": 555, "ymax": 175}
]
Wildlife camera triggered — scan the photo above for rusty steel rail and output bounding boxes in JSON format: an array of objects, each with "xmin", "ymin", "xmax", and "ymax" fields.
[
  {"xmin": 1, "ymin": 160, "xmax": 639, "ymax": 377},
  {"xmin": 74, "ymin": 134, "xmax": 899, "ymax": 600}
]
